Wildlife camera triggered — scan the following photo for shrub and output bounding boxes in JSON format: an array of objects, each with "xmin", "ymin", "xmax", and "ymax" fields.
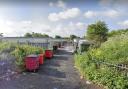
[
  {"xmin": 0, "ymin": 42, "xmax": 44, "ymax": 71},
  {"xmin": 11, "ymin": 45, "xmax": 44, "ymax": 71},
  {"xmin": 75, "ymin": 33, "xmax": 128, "ymax": 89},
  {"xmin": 0, "ymin": 42, "xmax": 16, "ymax": 53}
]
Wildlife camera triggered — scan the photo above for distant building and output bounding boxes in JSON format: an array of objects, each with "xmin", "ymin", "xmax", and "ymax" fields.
[
  {"xmin": 2, "ymin": 37, "xmax": 49, "ymax": 43},
  {"xmin": 73, "ymin": 38, "xmax": 93, "ymax": 53},
  {"xmin": 1, "ymin": 37, "xmax": 69, "ymax": 49}
]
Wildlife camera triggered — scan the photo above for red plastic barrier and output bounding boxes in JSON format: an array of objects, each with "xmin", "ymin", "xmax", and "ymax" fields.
[
  {"xmin": 38, "ymin": 54, "xmax": 44, "ymax": 65},
  {"xmin": 25, "ymin": 55, "xmax": 39, "ymax": 71},
  {"xmin": 45, "ymin": 50, "xmax": 53, "ymax": 58}
]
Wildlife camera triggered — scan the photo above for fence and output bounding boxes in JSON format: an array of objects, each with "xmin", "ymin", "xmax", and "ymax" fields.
[
  {"xmin": 92, "ymin": 59, "xmax": 128, "ymax": 70},
  {"xmin": 90, "ymin": 57, "xmax": 128, "ymax": 77}
]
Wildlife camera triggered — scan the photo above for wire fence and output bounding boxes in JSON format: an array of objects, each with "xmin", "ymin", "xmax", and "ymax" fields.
[
  {"xmin": 90, "ymin": 58, "xmax": 128, "ymax": 77},
  {"xmin": 92, "ymin": 59, "xmax": 128, "ymax": 70}
]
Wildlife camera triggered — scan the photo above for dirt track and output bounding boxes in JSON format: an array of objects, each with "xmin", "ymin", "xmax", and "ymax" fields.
[{"xmin": 0, "ymin": 46, "xmax": 102, "ymax": 89}]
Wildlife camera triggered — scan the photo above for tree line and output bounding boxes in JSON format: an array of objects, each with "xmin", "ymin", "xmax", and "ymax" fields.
[
  {"xmin": 24, "ymin": 32, "xmax": 80, "ymax": 39},
  {"xmin": 1, "ymin": 21, "xmax": 127, "ymax": 41},
  {"xmin": 86, "ymin": 20, "xmax": 128, "ymax": 47}
]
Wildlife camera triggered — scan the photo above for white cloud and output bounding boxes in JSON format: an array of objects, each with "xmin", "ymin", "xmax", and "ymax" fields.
[
  {"xmin": 49, "ymin": 2, "xmax": 54, "ymax": 7},
  {"xmin": 0, "ymin": 20, "xmax": 52, "ymax": 37},
  {"xmin": 0, "ymin": 19, "xmax": 86, "ymax": 37},
  {"xmin": 118, "ymin": 20, "xmax": 128, "ymax": 27},
  {"xmin": 104, "ymin": 10, "xmax": 120, "ymax": 18},
  {"xmin": 21, "ymin": 21, "xmax": 32, "ymax": 24},
  {"xmin": 48, "ymin": 8, "xmax": 80, "ymax": 21},
  {"xmin": 48, "ymin": 13, "xmax": 59, "ymax": 22},
  {"xmin": 57, "ymin": 0, "xmax": 66, "ymax": 9},
  {"xmin": 76, "ymin": 22, "xmax": 86, "ymax": 29},
  {"xmin": 6, "ymin": 21, "xmax": 14, "ymax": 26},
  {"xmin": 49, "ymin": 0, "xmax": 66, "ymax": 9},
  {"xmin": 84, "ymin": 9, "xmax": 120, "ymax": 19},
  {"xmin": 84, "ymin": 11, "xmax": 97, "ymax": 18},
  {"xmin": 50, "ymin": 22, "xmax": 86, "ymax": 37}
]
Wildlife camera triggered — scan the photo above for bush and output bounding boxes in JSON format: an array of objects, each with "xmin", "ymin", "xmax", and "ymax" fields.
[
  {"xmin": 0, "ymin": 42, "xmax": 16, "ymax": 53},
  {"xmin": 0, "ymin": 42, "xmax": 44, "ymax": 71},
  {"xmin": 75, "ymin": 33, "xmax": 128, "ymax": 89},
  {"xmin": 11, "ymin": 45, "xmax": 44, "ymax": 71}
]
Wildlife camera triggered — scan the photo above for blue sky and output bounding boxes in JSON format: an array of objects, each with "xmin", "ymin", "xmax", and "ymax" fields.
[{"xmin": 0, "ymin": 0, "xmax": 128, "ymax": 37}]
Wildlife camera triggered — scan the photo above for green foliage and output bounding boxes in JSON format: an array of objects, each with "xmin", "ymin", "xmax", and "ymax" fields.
[
  {"xmin": 0, "ymin": 42, "xmax": 16, "ymax": 53},
  {"xmin": 11, "ymin": 45, "xmax": 44, "ymax": 71},
  {"xmin": 0, "ymin": 33, "xmax": 3, "ymax": 37},
  {"xmin": 24, "ymin": 33, "xmax": 32, "ymax": 37},
  {"xmin": 24, "ymin": 32, "xmax": 49, "ymax": 38},
  {"xmin": 94, "ymin": 32, "xmax": 128, "ymax": 63},
  {"xmin": 70, "ymin": 35, "xmax": 80, "ymax": 40},
  {"xmin": 75, "ymin": 33, "xmax": 128, "ymax": 89},
  {"xmin": 0, "ymin": 42, "xmax": 44, "ymax": 71},
  {"xmin": 55, "ymin": 35, "xmax": 62, "ymax": 39},
  {"xmin": 108, "ymin": 29, "xmax": 128, "ymax": 37},
  {"xmin": 79, "ymin": 44, "xmax": 90, "ymax": 53},
  {"xmin": 87, "ymin": 21, "xmax": 109, "ymax": 47}
]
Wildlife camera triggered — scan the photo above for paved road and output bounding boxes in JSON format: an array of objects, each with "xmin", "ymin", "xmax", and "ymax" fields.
[{"xmin": 0, "ymin": 46, "xmax": 102, "ymax": 89}]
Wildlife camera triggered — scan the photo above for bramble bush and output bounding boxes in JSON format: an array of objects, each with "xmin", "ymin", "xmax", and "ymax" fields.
[{"xmin": 75, "ymin": 33, "xmax": 128, "ymax": 89}]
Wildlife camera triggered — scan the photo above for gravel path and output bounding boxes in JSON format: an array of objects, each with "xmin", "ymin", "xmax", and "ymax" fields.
[{"xmin": 0, "ymin": 46, "xmax": 103, "ymax": 89}]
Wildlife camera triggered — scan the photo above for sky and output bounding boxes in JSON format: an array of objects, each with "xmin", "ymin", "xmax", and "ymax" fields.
[{"xmin": 0, "ymin": 0, "xmax": 128, "ymax": 37}]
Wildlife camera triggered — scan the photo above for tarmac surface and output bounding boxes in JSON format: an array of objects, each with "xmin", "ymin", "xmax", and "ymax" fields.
[{"xmin": 0, "ymin": 46, "xmax": 103, "ymax": 89}]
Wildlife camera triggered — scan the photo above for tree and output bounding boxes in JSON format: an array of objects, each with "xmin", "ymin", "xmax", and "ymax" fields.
[
  {"xmin": 70, "ymin": 35, "xmax": 79, "ymax": 40},
  {"xmin": 24, "ymin": 33, "xmax": 32, "ymax": 37},
  {"xmin": 42, "ymin": 34, "xmax": 49, "ymax": 38},
  {"xmin": 0, "ymin": 33, "xmax": 3, "ymax": 37},
  {"xmin": 108, "ymin": 29, "xmax": 128, "ymax": 37},
  {"xmin": 24, "ymin": 32, "xmax": 49, "ymax": 38},
  {"xmin": 55, "ymin": 35, "xmax": 62, "ymax": 39},
  {"xmin": 86, "ymin": 21, "xmax": 109, "ymax": 47}
]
